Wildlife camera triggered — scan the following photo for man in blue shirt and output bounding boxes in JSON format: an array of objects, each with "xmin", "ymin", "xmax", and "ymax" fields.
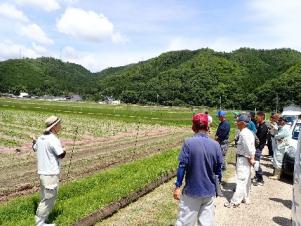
[
  {"xmin": 215, "ymin": 110, "xmax": 230, "ymax": 170},
  {"xmin": 173, "ymin": 113, "xmax": 223, "ymax": 226}
]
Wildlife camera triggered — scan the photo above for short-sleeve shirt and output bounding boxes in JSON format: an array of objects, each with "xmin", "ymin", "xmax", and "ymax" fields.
[
  {"xmin": 34, "ymin": 133, "xmax": 64, "ymax": 175},
  {"xmin": 208, "ymin": 115, "xmax": 213, "ymax": 125},
  {"xmin": 178, "ymin": 133, "xmax": 223, "ymax": 198},
  {"xmin": 236, "ymin": 128, "xmax": 256, "ymax": 157},
  {"xmin": 216, "ymin": 120, "xmax": 230, "ymax": 143}
]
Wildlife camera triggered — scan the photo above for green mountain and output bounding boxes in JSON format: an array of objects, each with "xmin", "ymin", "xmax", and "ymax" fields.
[
  {"xmin": 96, "ymin": 48, "xmax": 301, "ymax": 110},
  {"xmin": 0, "ymin": 57, "xmax": 95, "ymax": 96},
  {"xmin": 1, "ymin": 48, "xmax": 301, "ymax": 111}
]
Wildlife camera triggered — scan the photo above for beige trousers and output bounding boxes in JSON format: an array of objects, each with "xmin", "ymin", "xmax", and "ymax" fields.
[
  {"xmin": 175, "ymin": 194, "xmax": 215, "ymax": 226},
  {"xmin": 231, "ymin": 157, "xmax": 251, "ymax": 204},
  {"xmin": 36, "ymin": 174, "xmax": 59, "ymax": 219}
]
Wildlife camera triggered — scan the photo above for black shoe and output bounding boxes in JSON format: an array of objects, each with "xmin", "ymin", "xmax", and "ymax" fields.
[{"xmin": 253, "ymin": 179, "xmax": 264, "ymax": 186}]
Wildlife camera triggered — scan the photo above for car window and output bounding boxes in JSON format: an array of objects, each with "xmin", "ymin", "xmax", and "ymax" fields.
[
  {"xmin": 293, "ymin": 123, "xmax": 301, "ymax": 140},
  {"xmin": 283, "ymin": 115, "xmax": 297, "ymax": 124}
]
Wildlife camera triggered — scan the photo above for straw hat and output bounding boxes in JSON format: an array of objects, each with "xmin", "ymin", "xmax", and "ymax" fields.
[{"xmin": 45, "ymin": 116, "xmax": 61, "ymax": 132}]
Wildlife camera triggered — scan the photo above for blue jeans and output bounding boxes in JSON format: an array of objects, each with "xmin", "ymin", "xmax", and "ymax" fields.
[{"xmin": 255, "ymin": 148, "xmax": 263, "ymax": 181}]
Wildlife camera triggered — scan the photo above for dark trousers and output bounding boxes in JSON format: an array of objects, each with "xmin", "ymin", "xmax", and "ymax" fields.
[
  {"xmin": 267, "ymin": 135, "xmax": 273, "ymax": 157},
  {"xmin": 255, "ymin": 148, "xmax": 263, "ymax": 181}
]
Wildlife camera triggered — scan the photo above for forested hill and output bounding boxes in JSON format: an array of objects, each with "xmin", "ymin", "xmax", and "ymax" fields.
[
  {"xmin": 0, "ymin": 57, "xmax": 96, "ymax": 96},
  {"xmin": 95, "ymin": 48, "xmax": 301, "ymax": 110},
  {"xmin": 1, "ymin": 48, "xmax": 301, "ymax": 110}
]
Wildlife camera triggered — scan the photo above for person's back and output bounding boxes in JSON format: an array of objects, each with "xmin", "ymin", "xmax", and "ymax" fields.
[
  {"xmin": 248, "ymin": 120, "xmax": 257, "ymax": 134},
  {"xmin": 33, "ymin": 116, "xmax": 65, "ymax": 226},
  {"xmin": 181, "ymin": 133, "xmax": 221, "ymax": 197},
  {"xmin": 174, "ymin": 113, "xmax": 222, "ymax": 226},
  {"xmin": 35, "ymin": 133, "xmax": 63, "ymax": 175}
]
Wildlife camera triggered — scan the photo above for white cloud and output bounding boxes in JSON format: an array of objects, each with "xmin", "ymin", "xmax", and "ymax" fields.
[
  {"xmin": 167, "ymin": 37, "xmax": 201, "ymax": 51},
  {"xmin": 0, "ymin": 3, "xmax": 29, "ymax": 22},
  {"xmin": 0, "ymin": 40, "xmax": 51, "ymax": 60},
  {"xmin": 248, "ymin": 0, "xmax": 301, "ymax": 50},
  {"xmin": 15, "ymin": 0, "xmax": 60, "ymax": 11},
  {"xmin": 20, "ymin": 24, "xmax": 54, "ymax": 45},
  {"xmin": 61, "ymin": 46, "xmax": 160, "ymax": 72},
  {"xmin": 57, "ymin": 7, "xmax": 126, "ymax": 43},
  {"xmin": 31, "ymin": 42, "xmax": 48, "ymax": 54},
  {"xmin": 166, "ymin": 36, "xmax": 260, "ymax": 53}
]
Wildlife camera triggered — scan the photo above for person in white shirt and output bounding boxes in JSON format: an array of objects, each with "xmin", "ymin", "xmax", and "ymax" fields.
[
  {"xmin": 269, "ymin": 114, "xmax": 280, "ymax": 158},
  {"xmin": 205, "ymin": 111, "xmax": 213, "ymax": 133},
  {"xmin": 270, "ymin": 117, "xmax": 291, "ymax": 180},
  {"xmin": 33, "ymin": 116, "xmax": 66, "ymax": 226},
  {"xmin": 224, "ymin": 114, "xmax": 256, "ymax": 208}
]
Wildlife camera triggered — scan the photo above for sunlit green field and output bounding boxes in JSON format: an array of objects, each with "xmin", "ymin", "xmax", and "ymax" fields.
[{"xmin": 0, "ymin": 97, "xmax": 238, "ymax": 225}]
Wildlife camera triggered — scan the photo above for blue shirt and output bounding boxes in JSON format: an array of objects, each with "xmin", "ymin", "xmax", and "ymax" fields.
[
  {"xmin": 216, "ymin": 120, "xmax": 230, "ymax": 143},
  {"xmin": 176, "ymin": 133, "xmax": 223, "ymax": 198},
  {"xmin": 248, "ymin": 121, "xmax": 257, "ymax": 134}
]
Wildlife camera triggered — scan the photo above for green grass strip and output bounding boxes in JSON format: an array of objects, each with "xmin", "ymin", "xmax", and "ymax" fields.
[{"xmin": 0, "ymin": 149, "xmax": 179, "ymax": 226}]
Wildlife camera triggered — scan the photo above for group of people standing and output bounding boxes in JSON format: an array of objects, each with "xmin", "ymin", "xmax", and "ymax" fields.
[
  {"xmin": 174, "ymin": 110, "xmax": 292, "ymax": 226},
  {"xmin": 31, "ymin": 111, "xmax": 292, "ymax": 226}
]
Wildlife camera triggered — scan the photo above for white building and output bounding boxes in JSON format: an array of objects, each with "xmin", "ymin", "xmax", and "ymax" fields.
[{"xmin": 18, "ymin": 92, "xmax": 29, "ymax": 98}]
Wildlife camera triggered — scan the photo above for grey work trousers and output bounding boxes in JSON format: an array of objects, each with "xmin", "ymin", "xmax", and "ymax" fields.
[
  {"xmin": 36, "ymin": 174, "xmax": 59, "ymax": 219},
  {"xmin": 175, "ymin": 194, "xmax": 215, "ymax": 226}
]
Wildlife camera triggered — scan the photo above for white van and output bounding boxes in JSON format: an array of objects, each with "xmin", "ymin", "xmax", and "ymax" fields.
[
  {"xmin": 292, "ymin": 132, "xmax": 301, "ymax": 226},
  {"xmin": 281, "ymin": 105, "xmax": 301, "ymax": 126}
]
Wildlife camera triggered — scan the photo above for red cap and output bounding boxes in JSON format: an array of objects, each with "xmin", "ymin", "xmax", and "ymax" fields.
[{"xmin": 192, "ymin": 113, "xmax": 208, "ymax": 127}]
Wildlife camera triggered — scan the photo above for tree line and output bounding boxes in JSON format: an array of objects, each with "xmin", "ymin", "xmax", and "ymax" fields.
[{"xmin": 1, "ymin": 48, "xmax": 301, "ymax": 111}]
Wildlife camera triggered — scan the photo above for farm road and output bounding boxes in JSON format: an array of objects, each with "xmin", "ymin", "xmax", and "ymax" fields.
[{"xmin": 99, "ymin": 150, "xmax": 293, "ymax": 226}]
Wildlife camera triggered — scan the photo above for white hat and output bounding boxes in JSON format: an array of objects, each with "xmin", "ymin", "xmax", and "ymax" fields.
[{"xmin": 45, "ymin": 116, "xmax": 61, "ymax": 132}]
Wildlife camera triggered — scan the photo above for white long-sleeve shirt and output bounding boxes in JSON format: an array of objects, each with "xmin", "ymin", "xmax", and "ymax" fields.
[
  {"xmin": 33, "ymin": 133, "xmax": 64, "ymax": 175},
  {"xmin": 236, "ymin": 127, "xmax": 256, "ymax": 158}
]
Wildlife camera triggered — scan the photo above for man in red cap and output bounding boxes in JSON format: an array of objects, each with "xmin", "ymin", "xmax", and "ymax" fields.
[{"xmin": 173, "ymin": 113, "xmax": 223, "ymax": 226}]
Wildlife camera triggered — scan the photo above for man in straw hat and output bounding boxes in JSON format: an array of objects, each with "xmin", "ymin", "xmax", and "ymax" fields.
[
  {"xmin": 32, "ymin": 115, "xmax": 66, "ymax": 226},
  {"xmin": 173, "ymin": 113, "xmax": 223, "ymax": 226}
]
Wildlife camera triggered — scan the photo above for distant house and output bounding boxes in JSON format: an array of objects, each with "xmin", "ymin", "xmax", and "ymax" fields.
[
  {"xmin": 18, "ymin": 92, "xmax": 30, "ymax": 98},
  {"xmin": 111, "ymin": 100, "xmax": 121, "ymax": 105},
  {"xmin": 104, "ymin": 96, "xmax": 121, "ymax": 105},
  {"xmin": 70, "ymin": 94, "xmax": 82, "ymax": 101},
  {"xmin": 39, "ymin": 95, "xmax": 65, "ymax": 101},
  {"xmin": 99, "ymin": 97, "xmax": 121, "ymax": 105}
]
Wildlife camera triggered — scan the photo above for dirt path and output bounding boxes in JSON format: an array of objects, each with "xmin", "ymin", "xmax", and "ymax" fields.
[
  {"xmin": 215, "ymin": 155, "xmax": 292, "ymax": 226},
  {"xmin": 98, "ymin": 152, "xmax": 293, "ymax": 226}
]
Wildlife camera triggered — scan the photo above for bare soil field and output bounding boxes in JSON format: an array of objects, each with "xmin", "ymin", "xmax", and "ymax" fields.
[{"xmin": 0, "ymin": 125, "xmax": 191, "ymax": 201}]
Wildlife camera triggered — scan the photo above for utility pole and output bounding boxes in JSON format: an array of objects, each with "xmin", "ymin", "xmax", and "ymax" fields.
[
  {"xmin": 59, "ymin": 47, "xmax": 62, "ymax": 60},
  {"xmin": 219, "ymin": 96, "xmax": 222, "ymax": 110},
  {"xmin": 276, "ymin": 94, "xmax": 279, "ymax": 113}
]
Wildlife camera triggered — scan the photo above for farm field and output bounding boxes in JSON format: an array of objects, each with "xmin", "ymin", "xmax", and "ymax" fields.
[
  {"xmin": 0, "ymin": 97, "xmax": 236, "ymax": 225},
  {"xmin": 0, "ymin": 98, "xmax": 198, "ymax": 200}
]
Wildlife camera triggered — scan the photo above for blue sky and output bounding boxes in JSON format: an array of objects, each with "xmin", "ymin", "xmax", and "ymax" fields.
[{"xmin": 0, "ymin": 0, "xmax": 300, "ymax": 72}]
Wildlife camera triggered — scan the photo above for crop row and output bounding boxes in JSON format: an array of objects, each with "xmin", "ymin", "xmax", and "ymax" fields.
[
  {"xmin": 0, "ymin": 148, "xmax": 180, "ymax": 226},
  {"xmin": 0, "ymin": 108, "xmax": 166, "ymax": 148},
  {"xmin": 0, "ymin": 98, "xmax": 196, "ymax": 126},
  {"xmin": 0, "ymin": 128, "xmax": 190, "ymax": 197}
]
